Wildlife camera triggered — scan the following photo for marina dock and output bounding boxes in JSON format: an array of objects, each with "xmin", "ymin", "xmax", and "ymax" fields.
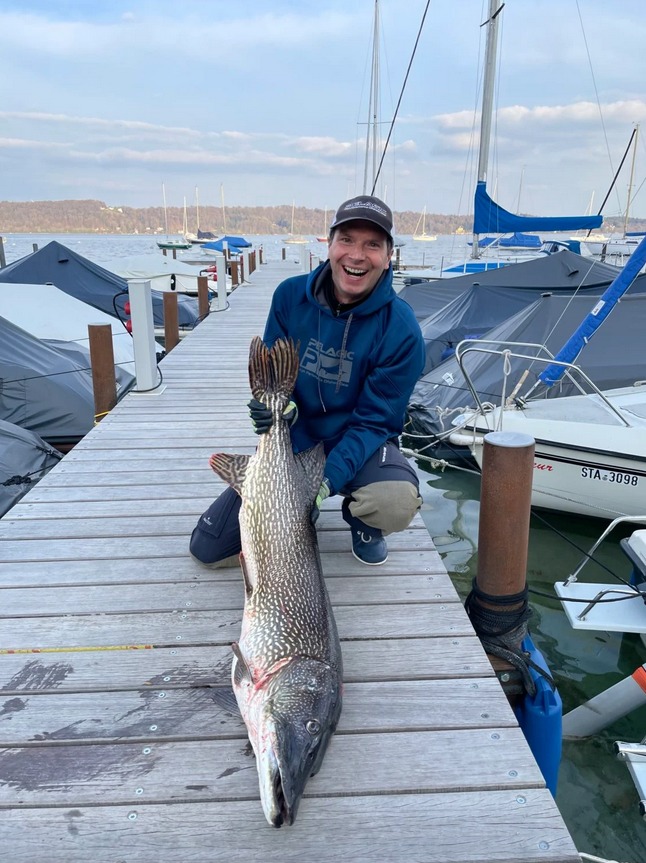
[{"xmin": 0, "ymin": 257, "xmax": 580, "ymax": 861}]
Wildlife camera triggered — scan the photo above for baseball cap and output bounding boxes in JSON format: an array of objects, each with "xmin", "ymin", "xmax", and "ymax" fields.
[{"xmin": 328, "ymin": 195, "xmax": 393, "ymax": 242}]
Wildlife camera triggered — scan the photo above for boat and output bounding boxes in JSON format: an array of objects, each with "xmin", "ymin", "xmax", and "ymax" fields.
[
  {"xmin": 549, "ymin": 516, "xmax": 646, "ymax": 817},
  {"xmin": 0, "ymin": 241, "xmax": 200, "ymax": 330},
  {"xmin": 283, "ymin": 201, "xmax": 309, "ymax": 244},
  {"xmin": 443, "ymin": 236, "xmax": 646, "ymax": 519},
  {"xmin": 316, "ymin": 207, "xmax": 329, "ymax": 243},
  {"xmin": 156, "ymin": 184, "xmax": 192, "ymax": 250},
  {"xmin": 413, "ymin": 207, "xmax": 437, "ymax": 242},
  {"xmin": 101, "ymin": 253, "xmax": 227, "ymax": 297},
  {"xmin": 185, "ymin": 187, "xmax": 210, "ymax": 245},
  {"xmin": 0, "ymin": 419, "xmax": 62, "ymax": 517},
  {"xmin": 435, "ymin": 0, "xmax": 601, "ymax": 278}
]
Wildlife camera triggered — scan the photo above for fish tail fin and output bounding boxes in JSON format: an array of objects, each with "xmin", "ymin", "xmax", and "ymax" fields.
[{"xmin": 249, "ymin": 336, "xmax": 300, "ymax": 408}]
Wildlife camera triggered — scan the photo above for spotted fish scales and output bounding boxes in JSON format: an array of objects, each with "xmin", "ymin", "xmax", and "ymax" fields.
[{"xmin": 210, "ymin": 336, "xmax": 343, "ymax": 827}]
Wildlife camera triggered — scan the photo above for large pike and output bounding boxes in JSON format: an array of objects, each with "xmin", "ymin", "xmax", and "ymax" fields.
[{"xmin": 210, "ymin": 336, "xmax": 343, "ymax": 827}]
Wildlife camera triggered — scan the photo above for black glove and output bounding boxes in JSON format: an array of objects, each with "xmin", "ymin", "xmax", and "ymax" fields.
[
  {"xmin": 248, "ymin": 398, "xmax": 298, "ymax": 435},
  {"xmin": 311, "ymin": 478, "xmax": 332, "ymax": 525}
]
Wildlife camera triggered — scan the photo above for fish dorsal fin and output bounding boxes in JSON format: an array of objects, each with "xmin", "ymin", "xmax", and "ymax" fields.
[
  {"xmin": 295, "ymin": 442, "xmax": 326, "ymax": 499},
  {"xmin": 248, "ymin": 336, "xmax": 300, "ymax": 407},
  {"xmin": 231, "ymin": 642, "xmax": 253, "ymax": 686},
  {"xmin": 209, "ymin": 453, "xmax": 250, "ymax": 494}
]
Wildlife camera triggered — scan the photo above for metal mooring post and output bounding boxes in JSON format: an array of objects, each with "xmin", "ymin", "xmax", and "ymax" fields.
[
  {"xmin": 127, "ymin": 279, "xmax": 164, "ymax": 394},
  {"xmin": 470, "ymin": 430, "xmax": 535, "ymax": 702}
]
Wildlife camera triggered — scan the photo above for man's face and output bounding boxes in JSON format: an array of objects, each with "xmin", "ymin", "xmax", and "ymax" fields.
[{"xmin": 328, "ymin": 221, "xmax": 391, "ymax": 305}]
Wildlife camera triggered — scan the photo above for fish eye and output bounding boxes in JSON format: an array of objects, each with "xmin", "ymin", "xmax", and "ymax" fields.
[{"xmin": 306, "ymin": 719, "xmax": 320, "ymax": 735}]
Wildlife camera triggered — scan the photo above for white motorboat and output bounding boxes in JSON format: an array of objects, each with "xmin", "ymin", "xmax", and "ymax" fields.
[{"xmin": 451, "ymin": 373, "xmax": 646, "ymax": 519}]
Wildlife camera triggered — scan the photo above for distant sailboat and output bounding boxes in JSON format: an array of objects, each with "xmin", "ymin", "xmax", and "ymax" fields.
[
  {"xmin": 156, "ymin": 184, "xmax": 191, "ymax": 250},
  {"xmin": 317, "ymin": 207, "xmax": 329, "ymax": 243},
  {"xmin": 284, "ymin": 200, "xmax": 309, "ymax": 245},
  {"xmin": 413, "ymin": 207, "xmax": 437, "ymax": 242}
]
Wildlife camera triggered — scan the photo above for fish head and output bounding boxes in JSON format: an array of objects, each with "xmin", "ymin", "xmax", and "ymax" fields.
[{"xmin": 255, "ymin": 657, "xmax": 341, "ymax": 828}]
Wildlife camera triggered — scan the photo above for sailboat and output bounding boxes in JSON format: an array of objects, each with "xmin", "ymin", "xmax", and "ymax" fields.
[
  {"xmin": 156, "ymin": 184, "xmax": 191, "ymax": 250},
  {"xmin": 186, "ymin": 186, "xmax": 209, "ymax": 245},
  {"xmin": 316, "ymin": 207, "xmax": 329, "ymax": 243},
  {"xmin": 447, "ymin": 234, "xmax": 646, "ymax": 519},
  {"xmin": 413, "ymin": 207, "xmax": 437, "ymax": 242},
  {"xmin": 438, "ymin": 0, "xmax": 601, "ymax": 276},
  {"xmin": 283, "ymin": 200, "xmax": 309, "ymax": 245}
]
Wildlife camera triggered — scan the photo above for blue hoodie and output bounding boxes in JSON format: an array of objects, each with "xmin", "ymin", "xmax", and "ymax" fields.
[{"xmin": 263, "ymin": 259, "xmax": 425, "ymax": 495}]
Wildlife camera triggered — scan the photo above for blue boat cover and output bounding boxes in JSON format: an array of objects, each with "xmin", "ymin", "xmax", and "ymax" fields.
[
  {"xmin": 202, "ymin": 235, "xmax": 251, "ymax": 251},
  {"xmin": 498, "ymin": 232, "xmax": 542, "ymax": 248},
  {"xmin": 473, "ymin": 181, "xmax": 603, "ymax": 235},
  {"xmin": 0, "ymin": 242, "xmax": 199, "ymax": 328}
]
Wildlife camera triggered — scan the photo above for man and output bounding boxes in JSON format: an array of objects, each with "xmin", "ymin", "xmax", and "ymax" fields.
[{"xmin": 190, "ymin": 194, "xmax": 425, "ymax": 566}]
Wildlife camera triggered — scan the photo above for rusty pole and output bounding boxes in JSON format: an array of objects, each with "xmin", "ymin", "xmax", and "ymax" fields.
[
  {"xmin": 163, "ymin": 291, "xmax": 179, "ymax": 352},
  {"xmin": 474, "ymin": 430, "xmax": 535, "ymax": 699},
  {"xmin": 88, "ymin": 324, "xmax": 117, "ymax": 424}
]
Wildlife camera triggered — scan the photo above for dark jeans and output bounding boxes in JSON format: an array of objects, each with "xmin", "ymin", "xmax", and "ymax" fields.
[{"xmin": 189, "ymin": 439, "xmax": 419, "ymax": 565}]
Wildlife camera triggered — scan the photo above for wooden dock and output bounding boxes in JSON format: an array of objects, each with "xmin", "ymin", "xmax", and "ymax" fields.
[{"xmin": 0, "ymin": 258, "xmax": 580, "ymax": 861}]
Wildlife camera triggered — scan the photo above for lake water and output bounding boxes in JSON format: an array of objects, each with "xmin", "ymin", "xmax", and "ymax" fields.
[{"xmin": 2, "ymin": 232, "xmax": 644, "ymax": 861}]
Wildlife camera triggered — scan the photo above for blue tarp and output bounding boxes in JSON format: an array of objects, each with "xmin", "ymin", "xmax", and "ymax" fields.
[
  {"xmin": 473, "ymin": 181, "xmax": 603, "ymax": 235},
  {"xmin": 202, "ymin": 235, "xmax": 251, "ymax": 252},
  {"xmin": 0, "ymin": 242, "xmax": 200, "ymax": 328}
]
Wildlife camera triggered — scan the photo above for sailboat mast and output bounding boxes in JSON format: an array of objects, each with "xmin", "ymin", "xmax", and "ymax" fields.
[
  {"xmin": 162, "ymin": 182, "xmax": 169, "ymax": 236},
  {"xmin": 623, "ymin": 123, "xmax": 639, "ymax": 238},
  {"xmin": 472, "ymin": 0, "xmax": 504, "ymax": 258},
  {"xmin": 195, "ymin": 185, "xmax": 200, "ymax": 232},
  {"xmin": 220, "ymin": 184, "xmax": 226, "ymax": 233},
  {"xmin": 363, "ymin": 0, "xmax": 380, "ymax": 195}
]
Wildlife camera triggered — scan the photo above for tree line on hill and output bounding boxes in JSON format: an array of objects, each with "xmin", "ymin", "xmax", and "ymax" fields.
[{"xmin": 0, "ymin": 199, "xmax": 643, "ymax": 237}]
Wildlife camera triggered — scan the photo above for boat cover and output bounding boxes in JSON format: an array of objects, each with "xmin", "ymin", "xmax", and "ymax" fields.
[
  {"xmin": 0, "ymin": 281, "xmax": 161, "ymax": 370},
  {"xmin": 0, "ymin": 241, "xmax": 200, "ymax": 328},
  {"xmin": 473, "ymin": 181, "xmax": 603, "ymax": 235},
  {"xmin": 202, "ymin": 235, "xmax": 251, "ymax": 251},
  {"xmin": 0, "ymin": 419, "xmax": 62, "ymax": 517},
  {"xmin": 416, "ymin": 249, "xmax": 646, "ymax": 375},
  {"xmin": 0, "ymin": 315, "xmax": 134, "ymax": 445},
  {"xmin": 399, "ymin": 249, "xmax": 636, "ymax": 326},
  {"xmin": 407, "ymin": 292, "xmax": 646, "ymax": 442}
]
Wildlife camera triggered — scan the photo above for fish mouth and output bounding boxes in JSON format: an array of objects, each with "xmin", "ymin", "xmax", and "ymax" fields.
[{"xmin": 268, "ymin": 768, "xmax": 294, "ymax": 828}]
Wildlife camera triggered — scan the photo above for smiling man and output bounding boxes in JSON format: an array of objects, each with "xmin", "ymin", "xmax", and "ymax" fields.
[{"xmin": 190, "ymin": 195, "xmax": 425, "ymax": 567}]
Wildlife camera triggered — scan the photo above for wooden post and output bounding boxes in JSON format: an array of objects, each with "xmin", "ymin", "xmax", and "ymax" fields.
[
  {"xmin": 163, "ymin": 291, "xmax": 179, "ymax": 352},
  {"xmin": 229, "ymin": 260, "xmax": 240, "ymax": 288},
  {"xmin": 239, "ymin": 256, "xmax": 245, "ymax": 283},
  {"xmin": 0, "ymin": 237, "xmax": 6, "ymax": 269},
  {"xmin": 162, "ymin": 248, "xmax": 167, "ymax": 256},
  {"xmin": 32, "ymin": 243, "xmax": 38, "ymax": 253},
  {"xmin": 172, "ymin": 249, "xmax": 177, "ymax": 259},
  {"xmin": 472, "ymin": 430, "xmax": 535, "ymax": 700},
  {"xmin": 197, "ymin": 275, "xmax": 210, "ymax": 318},
  {"xmin": 88, "ymin": 324, "xmax": 117, "ymax": 424},
  {"xmin": 249, "ymin": 250, "xmax": 256, "ymax": 273},
  {"xmin": 282, "ymin": 247, "xmax": 286, "ymax": 260},
  {"xmin": 259, "ymin": 247, "xmax": 264, "ymax": 264}
]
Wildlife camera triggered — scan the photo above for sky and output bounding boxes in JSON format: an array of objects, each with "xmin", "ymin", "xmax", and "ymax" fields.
[{"xmin": 1, "ymin": 0, "xmax": 645, "ymax": 219}]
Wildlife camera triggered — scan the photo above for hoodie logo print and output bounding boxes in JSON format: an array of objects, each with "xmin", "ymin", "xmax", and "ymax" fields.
[{"xmin": 301, "ymin": 338, "xmax": 353, "ymax": 386}]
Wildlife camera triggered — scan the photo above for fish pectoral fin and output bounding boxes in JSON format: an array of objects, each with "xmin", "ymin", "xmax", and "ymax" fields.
[
  {"xmin": 294, "ymin": 442, "xmax": 326, "ymax": 498},
  {"xmin": 209, "ymin": 453, "xmax": 250, "ymax": 494},
  {"xmin": 231, "ymin": 642, "xmax": 253, "ymax": 686}
]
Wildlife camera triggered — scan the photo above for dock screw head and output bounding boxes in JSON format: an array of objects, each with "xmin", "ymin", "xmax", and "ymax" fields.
[
  {"xmin": 142, "ymin": 747, "xmax": 151, "ymax": 755},
  {"xmin": 149, "ymin": 725, "xmax": 158, "ymax": 731},
  {"xmin": 176, "ymin": 635, "xmax": 182, "ymax": 640},
  {"xmin": 158, "ymin": 691, "xmax": 166, "ymax": 698},
  {"xmin": 538, "ymin": 842, "xmax": 549, "ymax": 850},
  {"xmin": 500, "ymin": 672, "xmax": 511, "ymax": 682},
  {"xmin": 135, "ymin": 788, "xmax": 143, "ymax": 796},
  {"xmin": 508, "ymin": 769, "xmax": 517, "ymax": 776},
  {"xmin": 128, "ymin": 812, "xmax": 137, "ymax": 821},
  {"xmin": 516, "ymin": 795, "xmax": 526, "ymax": 804},
  {"xmin": 491, "ymin": 733, "xmax": 500, "ymax": 740}
]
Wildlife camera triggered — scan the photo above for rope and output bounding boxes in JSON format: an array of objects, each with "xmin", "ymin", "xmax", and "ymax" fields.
[{"xmin": 465, "ymin": 578, "xmax": 555, "ymax": 697}]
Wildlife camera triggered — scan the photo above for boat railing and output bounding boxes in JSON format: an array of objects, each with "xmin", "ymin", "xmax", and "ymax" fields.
[
  {"xmin": 564, "ymin": 514, "xmax": 646, "ymax": 587},
  {"xmin": 453, "ymin": 338, "xmax": 633, "ymax": 431}
]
